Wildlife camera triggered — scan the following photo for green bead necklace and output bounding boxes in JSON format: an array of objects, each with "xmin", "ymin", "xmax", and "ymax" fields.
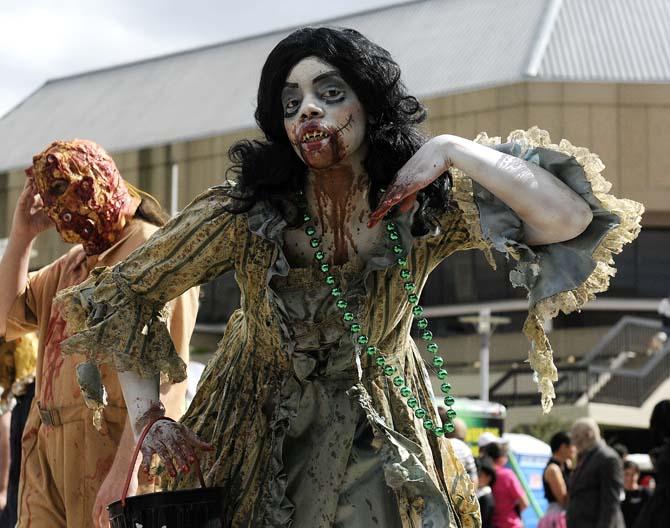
[{"xmin": 301, "ymin": 213, "xmax": 457, "ymax": 436}]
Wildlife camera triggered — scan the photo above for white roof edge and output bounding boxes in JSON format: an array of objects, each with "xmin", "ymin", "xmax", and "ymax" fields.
[
  {"xmin": 0, "ymin": 81, "xmax": 48, "ymax": 121},
  {"xmin": 525, "ymin": 0, "xmax": 563, "ymax": 77}
]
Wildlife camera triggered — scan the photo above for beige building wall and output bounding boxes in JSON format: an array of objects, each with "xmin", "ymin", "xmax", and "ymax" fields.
[
  {"xmin": 2, "ymin": 81, "xmax": 669, "ymax": 269},
  {"xmin": 424, "ymin": 81, "xmax": 670, "ymax": 221}
]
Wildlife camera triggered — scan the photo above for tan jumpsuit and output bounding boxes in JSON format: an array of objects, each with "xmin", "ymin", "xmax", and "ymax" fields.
[{"xmin": 4, "ymin": 219, "xmax": 199, "ymax": 528}]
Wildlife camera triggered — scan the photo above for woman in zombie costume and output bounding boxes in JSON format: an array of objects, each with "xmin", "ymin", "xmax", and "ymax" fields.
[
  {"xmin": 0, "ymin": 140, "xmax": 199, "ymax": 528},
  {"xmin": 56, "ymin": 28, "xmax": 643, "ymax": 527}
]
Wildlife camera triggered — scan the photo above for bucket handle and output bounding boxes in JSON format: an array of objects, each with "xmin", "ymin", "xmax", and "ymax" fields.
[{"xmin": 120, "ymin": 416, "xmax": 207, "ymax": 507}]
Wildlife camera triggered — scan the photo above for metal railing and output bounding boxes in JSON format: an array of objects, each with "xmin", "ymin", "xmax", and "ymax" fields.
[
  {"xmin": 580, "ymin": 316, "xmax": 663, "ymax": 368},
  {"xmin": 485, "ymin": 365, "xmax": 597, "ymax": 407},
  {"xmin": 589, "ymin": 348, "xmax": 670, "ymax": 406},
  {"xmin": 485, "ymin": 317, "xmax": 669, "ymax": 408}
]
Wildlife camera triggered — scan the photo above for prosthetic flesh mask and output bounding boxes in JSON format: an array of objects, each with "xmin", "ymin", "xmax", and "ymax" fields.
[{"xmin": 27, "ymin": 139, "xmax": 136, "ymax": 255}]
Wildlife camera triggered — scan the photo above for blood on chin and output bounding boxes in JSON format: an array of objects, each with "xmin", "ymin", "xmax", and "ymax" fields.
[
  {"xmin": 300, "ymin": 141, "xmax": 347, "ymax": 169},
  {"xmin": 302, "ymin": 152, "xmax": 343, "ymax": 170}
]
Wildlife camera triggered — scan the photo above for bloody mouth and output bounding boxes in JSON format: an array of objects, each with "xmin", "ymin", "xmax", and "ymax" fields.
[
  {"xmin": 295, "ymin": 115, "xmax": 354, "ymax": 155},
  {"xmin": 298, "ymin": 121, "xmax": 332, "ymax": 152}
]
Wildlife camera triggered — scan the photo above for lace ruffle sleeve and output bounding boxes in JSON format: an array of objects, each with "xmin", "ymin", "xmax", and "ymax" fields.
[{"xmin": 449, "ymin": 127, "xmax": 644, "ymax": 412}]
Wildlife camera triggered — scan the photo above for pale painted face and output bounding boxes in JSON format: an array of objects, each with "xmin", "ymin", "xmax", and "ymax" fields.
[{"xmin": 282, "ymin": 57, "xmax": 366, "ymax": 169}]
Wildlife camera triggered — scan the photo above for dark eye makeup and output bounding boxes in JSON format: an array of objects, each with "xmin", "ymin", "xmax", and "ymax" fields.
[
  {"xmin": 282, "ymin": 87, "xmax": 346, "ymax": 118},
  {"xmin": 283, "ymin": 98, "xmax": 300, "ymax": 117},
  {"xmin": 321, "ymin": 87, "xmax": 345, "ymax": 102}
]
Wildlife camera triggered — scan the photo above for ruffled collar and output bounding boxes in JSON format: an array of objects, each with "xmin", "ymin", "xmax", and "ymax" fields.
[{"xmin": 245, "ymin": 198, "xmax": 414, "ymax": 276}]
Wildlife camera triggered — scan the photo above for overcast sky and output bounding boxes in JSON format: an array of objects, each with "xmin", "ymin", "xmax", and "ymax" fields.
[{"xmin": 0, "ymin": 0, "xmax": 406, "ymax": 117}]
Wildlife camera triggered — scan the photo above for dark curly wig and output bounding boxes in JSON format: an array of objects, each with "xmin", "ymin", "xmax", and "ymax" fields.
[{"xmin": 225, "ymin": 26, "xmax": 450, "ymax": 233}]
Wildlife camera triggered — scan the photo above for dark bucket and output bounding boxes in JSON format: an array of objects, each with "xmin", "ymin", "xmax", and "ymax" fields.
[
  {"xmin": 108, "ymin": 416, "xmax": 225, "ymax": 528},
  {"xmin": 108, "ymin": 486, "xmax": 225, "ymax": 528}
]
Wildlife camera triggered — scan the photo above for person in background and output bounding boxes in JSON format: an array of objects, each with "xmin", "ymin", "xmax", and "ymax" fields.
[
  {"xmin": 477, "ymin": 456, "xmax": 496, "ymax": 528},
  {"xmin": 644, "ymin": 331, "xmax": 667, "ymax": 357},
  {"xmin": 658, "ymin": 296, "xmax": 670, "ymax": 331},
  {"xmin": 567, "ymin": 418, "xmax": 624, "ymax": 528},
  {"xmin": 483, "ymin": 440, "xmax": 528, "ymax": 528},
  {"xmin": 0, "ymin": 412, "xmax": 8, "ymax": 511},
  {"xmin": 633, "ymin": 400, "xmax": 670, "ymax": 527},
  {"xmin": 452, "ymin": 417, "xmax": 471, "ymax": 444},
  {"xmin": 0, "ymin": 140, "xmax": 199, "ymax": 528},
  {"xmin": 478, "ymin": 431, "xmax": 503, "ymax": 457},
  {"xmin": 0, "ymin": 334, "xmax": 37, "ymax": 528},
  {"xmin": 538, "ymin": 431, "xmax": 573, "ymax": 528},
  {"xmin": 621, "ymin": 460, "xmax": 651, "ymax": 528},
  {"xmin": 647, "ymin": 297, "xmax": 669, "ymax": 356},
  {"xmin": 638, "ymin": 473, "xmax": 655, "ymax": 490},
  {"xmin": 440, "ymin": 409, "xmax": 478, "ymax": 488}
]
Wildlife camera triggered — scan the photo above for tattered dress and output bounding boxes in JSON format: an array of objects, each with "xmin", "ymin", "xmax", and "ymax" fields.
[{"xmin": 57, "ymin": 129, "xmax": 642, "ymax": 527}]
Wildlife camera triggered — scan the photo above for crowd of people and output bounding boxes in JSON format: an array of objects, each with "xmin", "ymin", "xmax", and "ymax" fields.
[{"xmin": 439, "ymin": 404, "xmax": 670, "ymax": 528}]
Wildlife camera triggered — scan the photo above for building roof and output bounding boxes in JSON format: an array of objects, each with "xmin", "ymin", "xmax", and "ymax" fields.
[
  {"xmin": 538, "ymin": 0, "xmax": 670, "ymax": 82},
  {"xmin": 1, "ymin": 0, "xmax": 668, "ymax": 172}
]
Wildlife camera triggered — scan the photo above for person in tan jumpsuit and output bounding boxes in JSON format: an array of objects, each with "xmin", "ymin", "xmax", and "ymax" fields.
[{"xmin": 0, "ymin": 140, "xmax": 199, "ymax": 528}]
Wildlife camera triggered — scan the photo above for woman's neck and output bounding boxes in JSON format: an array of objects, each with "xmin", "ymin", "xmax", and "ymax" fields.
[{"xmin": 305, "ymin": 157, "xmax": 370, "ymax": 265}]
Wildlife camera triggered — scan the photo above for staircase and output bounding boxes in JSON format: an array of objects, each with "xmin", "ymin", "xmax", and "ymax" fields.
[
  {"xmin": 488, "ymin": 317, "xmax": 669, "ymax": 408},
  {"xmin": 575, "ymin": 350, "xmax": 629, "ymax": 405}
]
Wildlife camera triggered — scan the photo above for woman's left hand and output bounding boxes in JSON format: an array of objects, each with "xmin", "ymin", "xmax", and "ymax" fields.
[{"xmin": 368, "ymin": 136, "xmax": 451, "ymax": 227}]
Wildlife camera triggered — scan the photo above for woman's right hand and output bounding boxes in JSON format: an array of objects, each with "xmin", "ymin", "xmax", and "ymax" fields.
[
  {"xmin": 12, "ymin": 177, "xmax": 52, "ymax": 240},
  {"xmin": 139, "ymin": 419, "xmax": 214, "ymax": 478}
]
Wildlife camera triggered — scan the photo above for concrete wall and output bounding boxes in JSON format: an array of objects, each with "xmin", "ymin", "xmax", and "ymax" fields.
[{"xmin": 423, "ymin": 81, "xmax": 670, "ymax": 222}]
